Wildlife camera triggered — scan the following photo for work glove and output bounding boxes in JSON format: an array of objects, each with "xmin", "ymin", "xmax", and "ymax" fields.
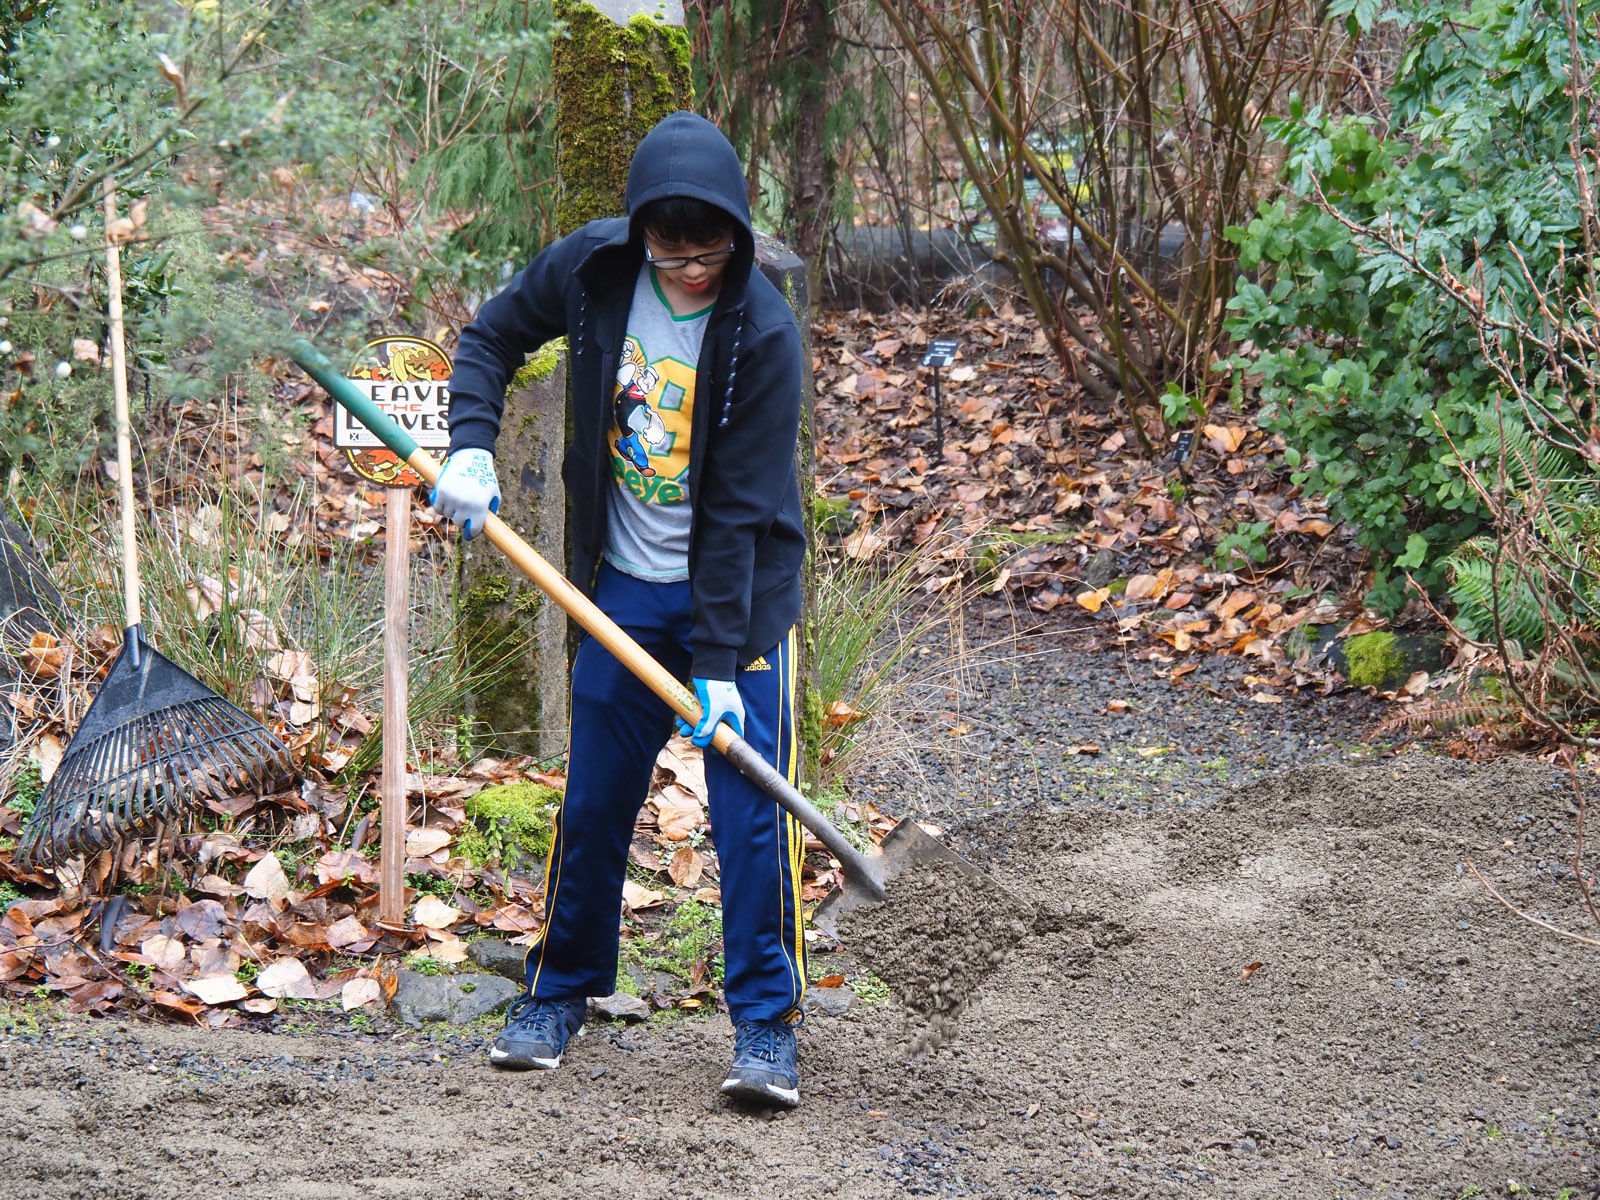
[
  {"xmin": 676, "ymin": 678, "xmax": 745, "ymax": 748},
  {"xmin": 430, "ymin": 448, "xmax": 501, "ymax": 539}
]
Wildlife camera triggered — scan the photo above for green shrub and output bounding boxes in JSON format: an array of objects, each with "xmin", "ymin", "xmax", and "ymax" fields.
[{"xmin": 1226, "ymin": 0, "xmax": 1596, "ymax": 612}]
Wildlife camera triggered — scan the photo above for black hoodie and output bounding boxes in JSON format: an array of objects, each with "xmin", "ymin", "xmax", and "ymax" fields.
[{"xmin": 446, "ymin": 112, "xmax": 805, "ymax": 680}]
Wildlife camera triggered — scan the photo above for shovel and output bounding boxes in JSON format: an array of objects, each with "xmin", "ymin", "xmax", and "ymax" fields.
[{"xmin": 288, "ymin": 339, "xmax": 987, "ymax": 937}]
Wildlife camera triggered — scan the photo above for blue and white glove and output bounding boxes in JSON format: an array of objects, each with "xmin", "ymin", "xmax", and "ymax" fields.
[
  {"xmin": 430, "ymin": 448, "xmax": 501, "ymax": 539},
  {"xmin": 676, "ymin": 678, "xmax": 745, "ymax": 748}
]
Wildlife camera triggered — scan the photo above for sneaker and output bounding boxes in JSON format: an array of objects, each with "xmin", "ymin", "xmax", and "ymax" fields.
[
  {"xmin": 489, "ymin": 994, "xmax": 586, "ymax": 1071},
  {"xmin": 720, "ymin": 1018, "xmax": 800, "ymax": 1108}
]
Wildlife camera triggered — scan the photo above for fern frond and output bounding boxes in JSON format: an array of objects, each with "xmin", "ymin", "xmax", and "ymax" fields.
[{"xmin": 1372, "ymin": 696, "xmax": 1520, "ymax": 739}]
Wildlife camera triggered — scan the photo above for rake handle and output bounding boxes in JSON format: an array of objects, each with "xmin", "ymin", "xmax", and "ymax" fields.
[
  {"xmin": 289, "ymin": 340, "xmax": 885, "ymax": 898},
  {"xmin": 105, "ymin": 179, "xmax": 140, "ymax": 630}
]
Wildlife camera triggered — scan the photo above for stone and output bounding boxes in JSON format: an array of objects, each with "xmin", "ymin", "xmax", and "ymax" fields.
[
  {"xmin": 389, "ymin": 971, "xmax": 522, "ymax": 1027},
  {"xmin": 1083, "ymin": 548, "xmax": 1119, "ymax": 589},
  {"xmin": 803, "ymin": 985, "xmax": 856, "ymax": 1018},
  {"xmin": 467, "ymin": 938, "xmax": 528, "ymax": 984},
  {"xmin": 588, "ymin": 992, "xmax": 651, "ymax": 1023}
]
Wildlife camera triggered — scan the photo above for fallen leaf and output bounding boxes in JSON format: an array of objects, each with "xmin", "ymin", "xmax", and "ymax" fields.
[
  {"xmin": 257, "ymin": 957, "xmax": 320, "ymax": 999},
  {"xmin": 342, "ymin": 977, "xmax": 381, "ymax": 1011},
  {"xmin": 1203, "ymin": 423, "xmax": 1247, "ymax": 454},
  {"xmin": 667, "ymin": 845, "xmax": 705, "ymax": 889},
  {"xmin": 326, "ymin": 916, "xmax": 371, "ymax": 949},
  {"xmin": 139, "ymin": 934, "xmax": 187, "ymax": 973},
  {"xmin": 413, "ymin": 894, "xmax": 462, "ymax": 930},
  {"xmin": 1242, "ymin": 961, "xmax": 1264, "ymax": 980},
  {"xmin": 21, "ymin": 632, "xmax": 63, "ymax": 678},
  {"xmin": 1066, "ymin": 743, "xmax": 1101, "ymax": 756},
  {"xmin": 406, "ymin": 827, "xmax": 453, "ymax": 857},
  {"xmin": 1076, "ymin": 587, "xmax": 1112, "ymax": 613},
  {"xmin": 425, "ymin": 930, "xmax": 469, "ymax": 963},
  {"xmin": 30, "ymin": 734, "xmax": 63, "ymax": 784},
  {"xmin": 622, "ymin": 879, "xmax": 665, "ymax": 910},
  {"xmin": 71, "ymin": 338, "xmax": 101, "ymax": 365},
  {"xmin": 183, "ymin": 974, "xmax": 248, "ymax": 1005},
  {"xmin": 1105, "ymin": 699, "xmax": 1130, "ymax": 713},
  {"xmin": 315, "ymin": 849, "xmax": 377, "ymax": 886},
  {"xmin": 843, "ymin": 525, "xmax": 887, "ymax": 560},
  {"xmin": 241, "ymin": 853, "xmax": 291, "ymax": 912}
]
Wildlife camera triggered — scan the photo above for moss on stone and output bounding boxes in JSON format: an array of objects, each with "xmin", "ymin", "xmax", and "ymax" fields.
[
  {"xmin": 510, "ymin": 338, "xmax": 568, "ymax": 391},
  {"xmin": 813, "ymin": 494, "xmax": 852, "ymax": 538},
  {"xmin": 551, "ymin": 1, "xmax": 692, "ymax": 234},
  {"xmin": 457, "ymin": 782, "xmax": 562, "ymax": 874},
  {"xmin": 1343, "ymin": 630, "xmax": 1405, "ymax": 690}
]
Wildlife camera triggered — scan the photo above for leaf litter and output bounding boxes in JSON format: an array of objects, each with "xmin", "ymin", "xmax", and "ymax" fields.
[{"xmin": 0, "ymin": 296, "xmax": 1437, "ymax": 1026}]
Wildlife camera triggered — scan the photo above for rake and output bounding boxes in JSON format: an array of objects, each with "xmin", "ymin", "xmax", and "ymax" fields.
[{"xmin": 16, "ymin": 182, "xmax": 293, "ymax": 869}]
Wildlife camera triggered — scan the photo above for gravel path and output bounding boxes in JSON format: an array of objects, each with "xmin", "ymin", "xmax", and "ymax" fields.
[{"xmin": 5, "ymin": 618, "xmax": 1598, "ymax": 1200}]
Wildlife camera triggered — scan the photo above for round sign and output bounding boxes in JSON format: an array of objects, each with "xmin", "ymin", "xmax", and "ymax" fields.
[{"xmin": 343, "ymin": 337, "xmax": 453, "ymax": 487}]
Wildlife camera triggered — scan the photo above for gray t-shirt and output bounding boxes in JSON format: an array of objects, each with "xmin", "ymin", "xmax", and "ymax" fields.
[{"xmin": 603, "ymin": 267, "xmax": 712, "ymax": 581}]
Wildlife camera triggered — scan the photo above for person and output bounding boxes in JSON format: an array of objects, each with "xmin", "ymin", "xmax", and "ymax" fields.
[{"xmin": 431, "ymin": 111, "xmax": 808, "ymax": 1108}]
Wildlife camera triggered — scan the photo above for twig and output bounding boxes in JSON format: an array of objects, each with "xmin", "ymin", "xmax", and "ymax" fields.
[{"xmin": 1463, "ymin": 855, "xmax": 1600, "ymax": 948}]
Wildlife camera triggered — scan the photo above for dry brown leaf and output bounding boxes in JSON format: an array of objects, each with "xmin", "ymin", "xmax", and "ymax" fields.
[
  {"xmin": 22, "ymin": 632, "xmax": 63, "ymax": 678},
  {"xmin": 825, "ymin": 700, "xmax": 868, "ymax": 727},
  {"xmin": 1203, "ymin": 423, "xmax": 1247, "ymax": 454},
  {"xmin": 425, "ymin": 930, "xmax": 469, "ymax": 963},
  {"xmin": 71, "ymin": 338, "xmax": 101, "ymax": 365},
  {"xmin": 622, "ymin": 879, "xmax": 665, "ymax": 910},
  {"xmin": 182, "ymin": 974, "xmax": 248, "ymax": 1005},
  {"xmin": 264, "ymin": 649, "xmax": 315, "ymax": 682},
  {"xmin": 315, "ymin": 849, "xmax": 377, "ymax": 886},
  {"xmin": 668, "ymin": 845, "xmax": 705, "ymax": 889},
  {"xmin": 406, "ymin": 827, "xmax": 453, "ymax": 857},
  {"xmin": 342, "ymin": 977, "xmax": 382, "ymax": 1011},
  {"xmin": 241, "ymin": 853, "xmax": 291, "ymax": 912},
  {"xmin": 1242, "ymin": 961, "xmax": 1265, "ymax": 980},
  {"xmin": 31, "ymin": 734, "xmax": 63, "ymax": 785},
  {"xmin": 326, "ymin": 916, "xmax": 371, "ymax": 949},
  {"xmin": 139, "ymin": 934, "xmax": 187, "ymax": 973},
  {"xmin": 1075, "ymin": 587, "xmax": 1111, "ymax": 613},
  {"xmin": 257, "ymin": 957, "xmax": 320, "ymax": 1000},
  {"xmin": 413, "ymin": 894, "xmax": 462, "ymax": 930},
  {"xmin": 843, "ymin": 525, "xmax": 887, "ymax": 560}
]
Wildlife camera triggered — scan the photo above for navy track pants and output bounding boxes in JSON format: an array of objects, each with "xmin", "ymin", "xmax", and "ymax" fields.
[{"xmin": 522, "ymin": 561, "xmax": 807, "ymax": 1023}]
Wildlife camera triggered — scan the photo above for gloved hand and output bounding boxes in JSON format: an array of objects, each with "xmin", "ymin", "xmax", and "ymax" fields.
[
  {"xmin": 676, "ymin": 678, "xmax": 745, "ymax": 748},
  {"xmin": 430, "ymin": 448, "xmax": 501, "ymax": 539}
]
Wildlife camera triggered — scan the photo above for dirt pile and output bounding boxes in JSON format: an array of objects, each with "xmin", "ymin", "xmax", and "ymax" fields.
[{"xmin": 3, "ymin": 751, "xmax": 1597, "ymax": 1199}]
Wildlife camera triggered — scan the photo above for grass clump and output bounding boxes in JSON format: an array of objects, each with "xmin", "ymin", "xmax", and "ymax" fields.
[{"xmin": 621, "ymin": 898, "xmax": 724, "ymax": 994}]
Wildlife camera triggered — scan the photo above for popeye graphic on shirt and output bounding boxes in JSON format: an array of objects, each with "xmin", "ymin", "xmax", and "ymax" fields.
[{"xmin": 603, "ymin": 267, "xmax": 710, "ymax": 582}]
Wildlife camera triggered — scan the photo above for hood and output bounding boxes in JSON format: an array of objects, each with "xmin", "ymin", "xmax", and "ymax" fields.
[{"xmin": 624, "ymin": 112, "xmax": 754, "ymax": 299}]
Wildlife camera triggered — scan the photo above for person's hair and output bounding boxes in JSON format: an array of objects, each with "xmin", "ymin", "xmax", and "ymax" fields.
[{"xmin": 636, "ymin": 196, "xmax": 736, "ymax": 248}]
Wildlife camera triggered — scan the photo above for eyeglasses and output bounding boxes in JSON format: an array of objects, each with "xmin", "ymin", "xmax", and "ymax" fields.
[{"xmin": 645, "ymin": 246, "xmax": 736, "ymax": 270}]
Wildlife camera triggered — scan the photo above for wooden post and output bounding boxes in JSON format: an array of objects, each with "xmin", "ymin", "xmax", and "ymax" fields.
[{"xmin": 379, "ymin": 487, "xmax": 410, "ymax": 927}]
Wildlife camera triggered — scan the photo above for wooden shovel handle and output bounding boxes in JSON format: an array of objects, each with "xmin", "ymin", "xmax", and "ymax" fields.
[{"xmin": 288, "ymin": 340, "xmax": 885, "ymax": 895}]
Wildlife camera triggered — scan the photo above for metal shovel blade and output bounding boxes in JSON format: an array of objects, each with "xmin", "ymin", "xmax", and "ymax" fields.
[{"xmin": 812, "ymin": 817, "xmax": 995, "ymax": 940}]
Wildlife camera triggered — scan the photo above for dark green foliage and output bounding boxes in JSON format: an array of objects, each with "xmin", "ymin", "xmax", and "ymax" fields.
[
  {"xmin": 0, "ymin": 1, "xmax": 555, "ymax": 486},
  {"xmin": 1226, "ymin": 0, "xmax": 1596, "ymax": 612},
  {"xmin": 1443, "ymin": 424, "xmax": 1600, "ymax": 652}
]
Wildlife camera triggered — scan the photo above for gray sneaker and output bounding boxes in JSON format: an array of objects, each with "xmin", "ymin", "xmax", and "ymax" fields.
[
  {"xmin": 720, "ymin": 1018, "xmax": 800, "ymax": 1108},
  {"xmin": 489, "ymin": 995, "xmax": 586, "ymax": 1070}
]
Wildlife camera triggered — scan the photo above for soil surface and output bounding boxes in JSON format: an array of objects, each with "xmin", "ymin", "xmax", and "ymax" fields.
[{"xmin": 5, "ymin": 625, "xmax": 1599, "ymax": 1199}]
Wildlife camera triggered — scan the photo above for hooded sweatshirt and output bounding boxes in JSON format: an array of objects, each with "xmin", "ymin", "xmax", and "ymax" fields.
[{"xmin": 446, "ymin": 112, "xmax": 806, "ymax": 680}]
